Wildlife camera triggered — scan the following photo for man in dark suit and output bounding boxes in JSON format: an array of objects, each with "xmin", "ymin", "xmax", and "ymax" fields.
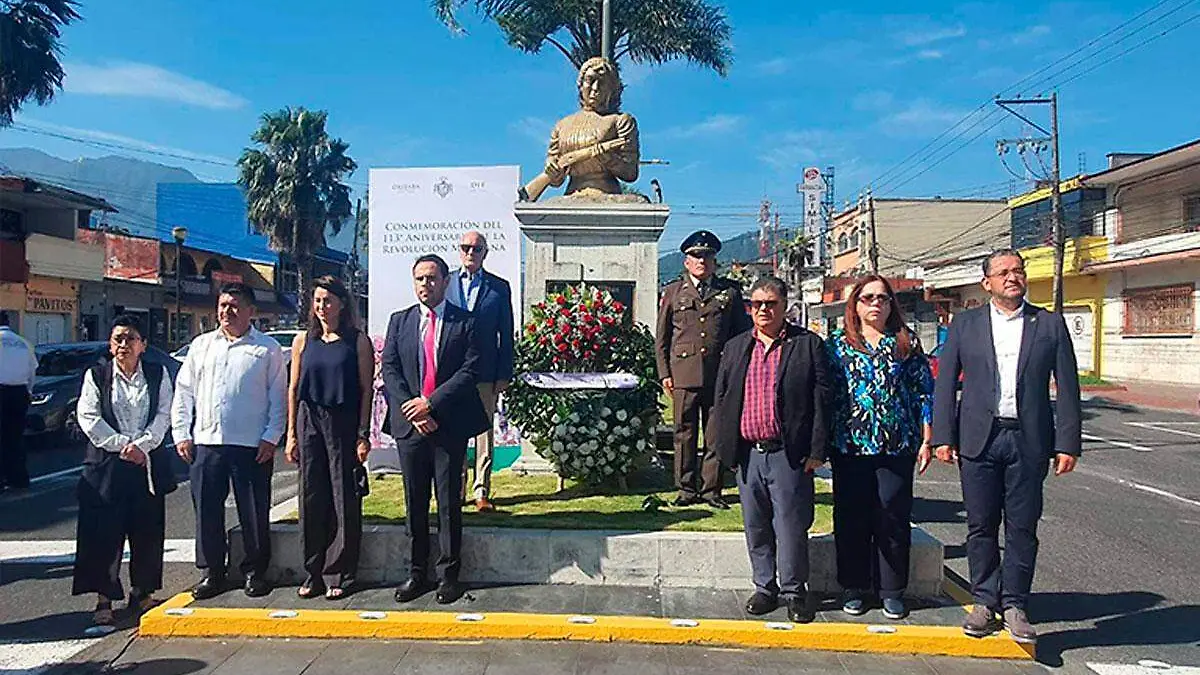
[
  {"xmin": 710, "ymin": 276, "xmax": 830, "ymax": 623},
  {"xmin": 656, "ymin": 230, "xmax": 752, "ymax": 509},
  {"xmin": 932, "ymin": 248, "xmax": 1081, "ymax": 644},
  {"xmin": 447, "ymin": 230, "xmax": 514, "ymax": 512},
  {"xmin": 382, "ymin": 254, "xmax": 490, "ymax": 605}
]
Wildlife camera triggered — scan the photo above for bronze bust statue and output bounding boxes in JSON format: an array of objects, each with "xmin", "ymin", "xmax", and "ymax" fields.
[{"xmin": 520, "ymin": 57, "xmax": 642, "ymax": 202}]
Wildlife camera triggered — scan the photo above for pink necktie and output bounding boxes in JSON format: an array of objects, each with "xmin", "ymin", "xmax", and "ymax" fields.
[{"xmin": 422, "ymin": 311, "xmax": 437, "ymax": 397}]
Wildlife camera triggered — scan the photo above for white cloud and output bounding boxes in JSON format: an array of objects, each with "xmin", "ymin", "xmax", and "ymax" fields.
[
  {"xmin": 658, "ymin": 114, "xmax": 744, "ymax": 140},
  {"xmin": 1009, "ymin": 24, "xmax": 1051, "ymax": 45},
  {"xmin": 897, "ymin": 24, "xmax": 966, "ymax": 47},
  {"xmin": 879, "ymin": 99, "xmax": 968, "ymax": 135},
  {"xmin": 759, "ymin": 129, "xmax": 842, "ymax": 172},
  {"xmin": 917, "ymin": 49, "xmax": 944, "ymax": 60},
  {"xmin": 509, "ymin": 116, "xmax": 553, "ymax": 149},
  {"xmin": 17, "ymin": 118, "xmax": 236, "ymax": 166},
  {"xmin": 853, "ymin": 91, "xmax": 895, "ymax": 111},
  {"xmin": 753, "ymin": 57, "xmax": 793, "ymax": 76},
  {"xmin": 64, "ymin": 61, "xmax": 247, "ymax": 110}
]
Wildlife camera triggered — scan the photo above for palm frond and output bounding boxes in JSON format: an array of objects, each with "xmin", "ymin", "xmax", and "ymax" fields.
[{"xmin": 0, "ymin": 0, "xmax": 82, "ymax": 125}]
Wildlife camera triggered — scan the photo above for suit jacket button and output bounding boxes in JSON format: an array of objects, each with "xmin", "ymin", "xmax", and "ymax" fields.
[
  {"xmin": 700, "ymin": 332, "xmax": 707, "ymax": 338},
  {"xmin": 681, "ymin": 352, "xmax": 688, "ymax": 358},
  {"xmin": 701, "ymin": 348, "xmax": 708, "ymax": 355},
  {"xmin": 699, "ymin": 317, "xmax": 706, "ymax": 323}
]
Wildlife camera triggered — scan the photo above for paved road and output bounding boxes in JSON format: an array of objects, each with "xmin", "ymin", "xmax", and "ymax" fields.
[
  {"xmin": 914, "ymin": 398, "xmax": 1200, "ymax": 674},
  {"xmin": 3, "ymin": 401, "xmax": 1199, "ymax": 674}
]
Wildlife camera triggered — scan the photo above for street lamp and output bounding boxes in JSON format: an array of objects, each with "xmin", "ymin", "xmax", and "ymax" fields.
[{"xmin": 172, "ymin": 226, "xmax": 188, "ymax": 348}]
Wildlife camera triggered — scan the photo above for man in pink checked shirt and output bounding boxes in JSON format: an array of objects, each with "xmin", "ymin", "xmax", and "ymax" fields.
[{"xmin": 381, "ymin": 254, "xmax": 489, "ymax": 606}]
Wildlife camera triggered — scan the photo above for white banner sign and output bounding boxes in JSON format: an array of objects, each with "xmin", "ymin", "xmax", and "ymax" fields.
[
  {"xmin": 366, "ymin": 166, "xmax": 522, "ymax": 470},
  {"xmin": 521, "ymin": 372, "xmax": 639, "ymax": 390}
]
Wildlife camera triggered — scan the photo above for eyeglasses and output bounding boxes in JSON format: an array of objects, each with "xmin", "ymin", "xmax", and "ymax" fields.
[
  {"xmin": 110, "ymin": 335, "xmax": 140, "ymax": 345},
  {"xmin": 460, "ymin": 244, "xmax": 485, "ymax": 254},
  {"xmin": 750, "ymin": 300, "xmax": 780, "ymax": 311},
  {"xmin": 858, "ymin": 293, "xmax": 891, "ymax": 305},
  {"xmin": 988, "ymin": 267, "xmax": 1027, "ymax": 279}
]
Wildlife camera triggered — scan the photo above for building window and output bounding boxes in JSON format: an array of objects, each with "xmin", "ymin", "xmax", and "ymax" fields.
[
  {"xmin": 1184, "ymin": 194, "xmax": 1200, "ymax": 231},
  {"xmin": 1123, "ymin": 285, "xmax": 1195, "ymax": 336},
  {"xmin": 837, "ymin": 234, "xmax": 849, "ymax": 254}
]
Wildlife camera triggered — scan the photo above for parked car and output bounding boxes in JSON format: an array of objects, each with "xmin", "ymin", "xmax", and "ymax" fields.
[{"xmin": 25, "ymin": 342, "xmax": 181, "ymax": 442}]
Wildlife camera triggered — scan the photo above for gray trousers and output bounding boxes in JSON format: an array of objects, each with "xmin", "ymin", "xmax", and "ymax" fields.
[{"xmin": 737, "ymin": 448, "xmax": 814, "ymax": 598}]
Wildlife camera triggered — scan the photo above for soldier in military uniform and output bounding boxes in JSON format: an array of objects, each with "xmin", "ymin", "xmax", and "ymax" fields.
[{"xmin": 656, "ymin": 231, "xmax": 752, "ymax": 508}]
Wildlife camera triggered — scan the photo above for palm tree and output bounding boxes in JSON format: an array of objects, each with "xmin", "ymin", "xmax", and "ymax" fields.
[
  {"xmin": 0, "ymin": 0, "xmax": 81, "ymax": 126},
  {"xmin": 237, "ymin": 108, "xmax": 357, "ymax": 323},
  {"xmin": 777, "ymin": 229, "xmax": 813, "ymax": 288},
  {"xmin": 430, "ymin": 0, "xmax": 732, "ymax": 75}
]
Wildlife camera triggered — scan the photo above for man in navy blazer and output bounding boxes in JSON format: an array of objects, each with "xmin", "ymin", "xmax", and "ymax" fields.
[
  {"xmin": 382, "ymin": 254, "xmax": 489, "ymax": 605},
  {"xmin": 447, "ymin": 231, "xmax": 514, "ymax": 512},
  {"xmin": 932, "ymin": 249, "xmax": 1082, "ymax": 644}
]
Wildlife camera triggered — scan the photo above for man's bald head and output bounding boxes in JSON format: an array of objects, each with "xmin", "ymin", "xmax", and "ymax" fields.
[{"xmin": 459, "ymin": 230, "xmax": 488, "ymax": 273}]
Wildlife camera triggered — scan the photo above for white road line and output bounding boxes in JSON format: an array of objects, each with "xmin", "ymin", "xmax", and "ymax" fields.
[
  {"xmin": 1076, "ymin": 467, "xmax": 1200, "ymax": 510},
  {"xmin": 1082, "ymin": 432, "xmax": 1154, "ymax": 452},
  {"xmin": 0, "ymin": 538, "xmax": 197, "ymax": 564},
  {"xmin": 1088, "ymin": 662, "xmax": 1200, "ymax": 674},
  {"xmin": 269, "ymin": 495, "xmax": 299, "ymax": 522},
  {"xmin": 0, "ymin": 638, "xmax": 100, "ymax": 674},
  {"xmin": 1126, "ymin": 421, "xmax": 1200, "ymax": 440},
  {"xmin": 29, "ymin": 465, "xmax": 83, "ymax": 484}
]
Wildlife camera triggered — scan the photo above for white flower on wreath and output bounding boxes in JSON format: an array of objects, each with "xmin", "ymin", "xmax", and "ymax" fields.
[
  {"xmin": 637, "ymin": 439, "xmax": 646, "ymax": 451},
  {"xmin": 552, "ymin": 441, "xmax": 564, "ymax": 453},
  {"xmin": 601, "ymin": 407, "xmax": 612, "ymax": 417},
  {"xmin": 570, "ymin": 413, "xmax": 581, "ymax": 424},
  {"xmin": 587, "ymin": 426, "xmax": 599, "ymax": 437},
  {"xmin": 630, "ymin": 416, "xmax": 642, "ymax": 428},
  {"xmin": 585, "ymin": 456, "xmax": 595, "ymax": 466},
  {"xmin": 615, "ymin": 409, "xmax": 628, "ymax": 422},
  {"xmin": 554, "ymin": 425, "xmax": 568, "ymax": 437},
  {"xmin": 578, "ymin": 443, "xmax": 591, "ymax": 456},
  {"xmin": 596, "ymin": 420, "xmax": 608, "ymax": 432}
]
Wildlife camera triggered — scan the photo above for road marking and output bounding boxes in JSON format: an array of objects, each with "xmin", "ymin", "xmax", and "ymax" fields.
[
  {"xmin": 1082, "ymin": 433, "xmax": 1153, "ymax": 453},
  {"xmin": 1076, "ymin": 468, "xmax": 1200, "ymax": 509},
  {"xmin": 0, "ymin": 538, "xmax": 197, "ymax": 564},
  {"xmin": 269, "ymin": 495, "xmax": 299, "ymax": 522},
  {"xmin": 0, "ymin": 638, "xmax": 100, "ymax": 674},
  {"xmin": 1125, "ymin": 422, "xmax": 1200, "ymax": 440},
  {"xmin": 1088, "ymin": 662, "xmax": 1200, "ymax": 674},
  {"xmin": 29, "ymin": 465, "xmax": 83, "ymax": 484}
]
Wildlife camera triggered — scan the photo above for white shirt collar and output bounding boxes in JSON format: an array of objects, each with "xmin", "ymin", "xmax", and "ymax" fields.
[
  {"xmin": 113, "ymin": 360, "xmax": 145, "ymax": 385},
  {"xmin": 461, "ymin": 267, "xmax": 482, "ymax": 280},
  {"xmin": 422, "ymin": 300, "xmax": 447, "ymax": 319},
  {"xmin": 990, "ymin": 300, "xmax": 1026, "ymax": 321}
]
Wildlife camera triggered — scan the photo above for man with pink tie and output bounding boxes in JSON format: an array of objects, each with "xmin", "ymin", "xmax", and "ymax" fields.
[{"xmin": 381, "ymin": 254, "xmax": 490, "ymax": 605}]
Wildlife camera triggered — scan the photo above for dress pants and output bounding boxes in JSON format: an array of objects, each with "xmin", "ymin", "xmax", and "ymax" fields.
[
  {"xmin": 191, "ymin": 445, "xmax": 273, "ymax": 577},
  {"xmin": 73, "ymin": 458, "xmax": 165, "ymax": 599},
  {"xmin": 0, "ymin": 385, "xmax": 31, "ymax": 488},
  {"xmin": 298, "ymin": 401, "xmax": 362, "ymax": 584},
  {"xmin": 737, "ymin": 448, "xmax": 814, "ymax": 598},
  {"xmin": 959, "ymin": 426, "xmax": 1049, "ymax": 611},
  {"xmin": 832, "ymin": 454, "xmax": 916, "ymax": 600},
  {"xmin": 399, "ymin": 434, "xmax": 466, "ymax": 582},
  {"xmin": 673, "ymin": 387, "xmax": 723, "ymax": 499},
  {"xmin": 463, "ymin": 382, "xmax": 497, "ymax": 501}
]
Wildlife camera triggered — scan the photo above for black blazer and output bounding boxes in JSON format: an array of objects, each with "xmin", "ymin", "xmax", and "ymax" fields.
[
  {"xmin": 451, "ymin": 268, "xmax": 515, "ymax": 384},
  {"xmin": 381, "ymin": 302, "xmax": 490, "ymax": 445},
  {"xmin": 931, "ymin": 302, "xmax": 1082, "ymax": 460},
  {"xmin": 709, "ymin": 326, "xmax": 832, "ymax": 471}
]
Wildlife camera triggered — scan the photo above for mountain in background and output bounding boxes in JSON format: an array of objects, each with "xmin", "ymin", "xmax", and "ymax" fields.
[
  {"xmin": 0, "ymin": 148, "xmax": 201, "ymax": 239},
  {"xmin": 658, "ymin": 230, "xmax": 762, "ymax": 285}
]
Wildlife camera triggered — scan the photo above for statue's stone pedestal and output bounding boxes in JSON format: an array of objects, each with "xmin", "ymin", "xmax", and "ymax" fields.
[{"xmin": 516, "ymin": 201, "xmax": 669, "ymax": 329}]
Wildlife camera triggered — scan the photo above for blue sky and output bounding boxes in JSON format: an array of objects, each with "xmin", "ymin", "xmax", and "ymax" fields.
[{"xmin": 2, "ymin": 0, "xmax": 1198, "ymax": 253}]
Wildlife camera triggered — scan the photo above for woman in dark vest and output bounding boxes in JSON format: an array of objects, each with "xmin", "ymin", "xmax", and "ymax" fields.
[
  {"xmin": 286, "ymin": 276, "xmax": 373, "ymax": 600},
  {"xmin": 73, "ymin": 314, "xmax": 174, "ymax": 625}
]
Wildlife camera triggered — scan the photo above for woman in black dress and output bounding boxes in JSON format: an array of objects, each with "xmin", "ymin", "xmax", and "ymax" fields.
[{"xmin": 285, "ymin": 276, "xmax": 373, "ymax": 599}]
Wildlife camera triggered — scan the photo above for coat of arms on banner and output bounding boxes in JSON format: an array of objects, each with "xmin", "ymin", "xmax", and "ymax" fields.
[{"xmin": 434, "ymin": 177, "xmax": 453, "ymax": 198}]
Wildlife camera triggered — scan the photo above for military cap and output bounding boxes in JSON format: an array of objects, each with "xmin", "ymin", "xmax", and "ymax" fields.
[{"xmin": 680, "ymin": 230, "xmax": 722, "ymax": 256}]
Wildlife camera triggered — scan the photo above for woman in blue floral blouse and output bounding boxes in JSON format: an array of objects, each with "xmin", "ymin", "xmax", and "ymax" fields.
[{"xmin": 826, "ymin": 275, "xmax": 934, "ymax": 620}]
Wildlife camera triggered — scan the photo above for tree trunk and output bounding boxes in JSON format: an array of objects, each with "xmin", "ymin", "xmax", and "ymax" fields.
[{"xmin": 296, "ymin": 251, "xmax": 313, "ymax": 327}]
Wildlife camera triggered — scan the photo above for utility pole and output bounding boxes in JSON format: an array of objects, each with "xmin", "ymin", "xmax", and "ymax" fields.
[
  {"xmin": 995, "ymin": 93, "xmax": 1063, "ymax": 312},
  {"xmin": 350, "ymin": 198, "xmax": 362, "ymax": 301},
  {"xmin": 601, "ymin": 0, "xmax": 613, "ymax": 62},
  {"xmin": 772, "ymin": 211, "xmax": 780, "ymax": 274},
  {"xmin": 866, "ymin": 189, "xmax": 879, "ymax": 274}
]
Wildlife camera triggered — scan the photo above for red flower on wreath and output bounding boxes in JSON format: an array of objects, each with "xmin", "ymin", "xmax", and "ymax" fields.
[
  {"xmin": 612, "ymin": 301, "xmax": 625, "ymax": 313},
  {"xmin": 555, "ymin": 295, "xmax": 567, "ymax": 306}
]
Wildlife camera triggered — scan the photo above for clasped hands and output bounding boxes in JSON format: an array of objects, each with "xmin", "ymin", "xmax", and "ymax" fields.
[
  {"xmin": 401, "ymin": 396, "xmax": 438, "ymax": 436},
  {"xmin": 119, "ymin": 443, "xmax": 147, "ymax": 466}
]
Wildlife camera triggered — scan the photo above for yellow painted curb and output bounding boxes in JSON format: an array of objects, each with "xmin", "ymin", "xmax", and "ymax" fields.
[{"xmin": 140, "ymin": 593, "xmax": 1033, "ymax": 660}]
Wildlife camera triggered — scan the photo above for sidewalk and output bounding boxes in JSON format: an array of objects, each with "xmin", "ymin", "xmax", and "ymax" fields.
[{"xmin": 1083, "ymin": 378, "xmax": 1199, "ymax": 415}]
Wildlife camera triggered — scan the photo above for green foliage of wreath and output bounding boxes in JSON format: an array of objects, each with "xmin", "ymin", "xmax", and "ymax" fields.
[{"xmin": 506, "ymin": 284, "xmax": 663, "ymax": 485}]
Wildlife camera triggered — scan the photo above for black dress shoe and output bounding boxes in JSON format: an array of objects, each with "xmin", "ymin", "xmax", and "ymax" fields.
[
  {"xmin": 671, "ymin": 494, "xmax": 699, "ymax": 507},
  {"xmin": 244, "ymin": 573, "xmax": 272, "ymax": 598},
  {"xmin": 435, "ymin": 580, "xmax": 466, "ymax": 604},
  {"xmin": 191, "ymin": 575, "xmax": 226, "ymax": 600},
  {"xmin": 702, "ymin": 496, "xmax": 731, "ymax": 510},
  {"xmin": 394, "ymin": 577, "xmax": 430, "ymax": 603},
  {"xmin": 745, "ymin": 592, "xmax": 778, "ymax": 616},
  {"xmin": 786, "ymin": 594, "xmax": 816, "ymax": 624}
]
